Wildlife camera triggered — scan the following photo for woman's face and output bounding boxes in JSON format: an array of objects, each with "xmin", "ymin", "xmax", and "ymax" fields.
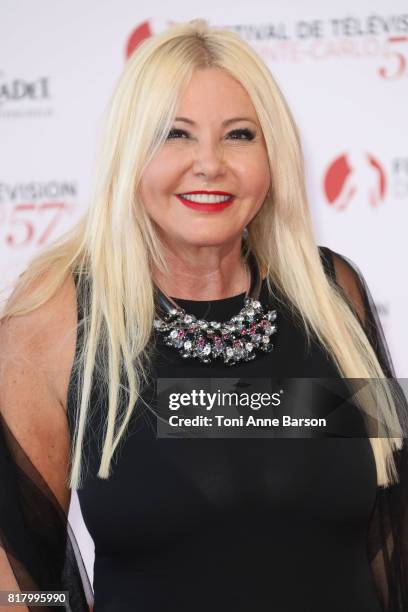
[{"xmin": 139, "ymin": 67, "xmax": 270, "ymax": 250}]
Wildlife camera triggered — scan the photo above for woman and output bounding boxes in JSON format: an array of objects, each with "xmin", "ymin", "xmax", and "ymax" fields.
[{"xmin": 0, "ymin": 18, "xmax": 407, "ymax": 612}]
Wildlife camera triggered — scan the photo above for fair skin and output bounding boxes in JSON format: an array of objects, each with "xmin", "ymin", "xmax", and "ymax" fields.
[{"xmin": 139, "ymin": 67, "xmax": 271, "ymax": 300}]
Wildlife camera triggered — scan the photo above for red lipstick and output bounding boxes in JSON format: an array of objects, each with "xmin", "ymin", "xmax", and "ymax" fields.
[{"xmin": 175, "ymin": 190, "xmax": 236, "ymax": 213}]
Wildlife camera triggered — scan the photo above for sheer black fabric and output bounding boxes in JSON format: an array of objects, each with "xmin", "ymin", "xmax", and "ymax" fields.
[
  {"xmin": 0, "ymin": 245, "xmax": 406, "ymax": 611},
  {"xmin": 320, "ymin": 247, "xmax": 408, "ymax": 611},
  {"xmin": 0, "ymin": 412, "xmax": 93, "ymax": 611}
]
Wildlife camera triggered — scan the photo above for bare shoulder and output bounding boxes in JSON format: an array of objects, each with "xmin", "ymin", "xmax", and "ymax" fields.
[
  {"xmin": 0, "ymin": 270, "xmax": 78, "ymax": 512},
  {"xmin": 0, "ymin": 270, "xmax": 78, "ymax": 411},
  {"xmin": 330, "ymin": 251, "xmax": 366, "ymax": 326}
]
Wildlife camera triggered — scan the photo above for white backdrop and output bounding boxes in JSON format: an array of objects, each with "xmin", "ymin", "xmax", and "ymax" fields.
[{"xmin": 1, "ymin": 0, "xmax": 407, "ymax": 590}]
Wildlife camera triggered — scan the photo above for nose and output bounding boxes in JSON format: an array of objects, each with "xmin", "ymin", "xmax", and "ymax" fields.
[{"xmin": 191, "ymin": 138, "xmax": 226, "ymax": 179}]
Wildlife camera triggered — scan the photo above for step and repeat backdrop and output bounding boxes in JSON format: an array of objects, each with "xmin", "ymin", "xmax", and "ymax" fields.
[{"xmin": 1, "ymin": 0, "xmax": 407, "ymax": 588}]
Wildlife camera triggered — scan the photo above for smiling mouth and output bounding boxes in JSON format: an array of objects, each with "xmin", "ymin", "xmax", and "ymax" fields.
[
  {"xmin": 175, "ymin": 192, "xmax": 236, "ymax": 212},
  {"xmin": 176, "ymin": 192, "xmax": 235, "ymax": 204}
]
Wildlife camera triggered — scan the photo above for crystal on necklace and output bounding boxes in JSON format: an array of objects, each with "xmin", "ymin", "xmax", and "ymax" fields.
[
  {"xmin": 231, "ymin": 314, "xmax": 244, "ymax": 323},
  {"xmin": 184, "ymin": 314, "xmax": 196, "ymax": 324},
  {"xmin": 267, "ymin": 310, "xmax": 277, "ymax": 322}
]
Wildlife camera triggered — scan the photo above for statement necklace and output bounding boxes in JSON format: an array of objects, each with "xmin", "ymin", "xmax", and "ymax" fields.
[{"xmin": 153, "ymin": 252, "xmax": 278, "ymax": 366}]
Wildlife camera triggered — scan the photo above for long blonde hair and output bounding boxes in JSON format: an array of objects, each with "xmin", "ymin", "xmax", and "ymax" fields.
[{"xmin": 1, "ymin": 19, "xmax": 404, "ymax": 489}]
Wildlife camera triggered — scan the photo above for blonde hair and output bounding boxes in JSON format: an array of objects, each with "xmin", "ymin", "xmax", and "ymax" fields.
[{"xmin": 1, "ymin": 19, "xmax": 403, "ymax": 489}]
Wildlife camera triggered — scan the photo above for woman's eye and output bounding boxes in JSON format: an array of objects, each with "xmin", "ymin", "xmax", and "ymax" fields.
[
  {"xmin": 227, "ymin": 128, "xmax": 255, "ymax": 141},
  {"xmin": 165, "ymin": 127, "xmax": 255, "ymax": 141},
  {"xmin": 166, "ymin": 128, "xmax": 189, "ymax": 139}
]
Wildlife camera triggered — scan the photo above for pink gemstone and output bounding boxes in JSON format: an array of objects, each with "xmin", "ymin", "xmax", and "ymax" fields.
[
  {"xmin": 223, "ymin": 333, "xmax": 230, "ymax": 340},
  {"xmin": 240, "ymin": 328, "xmax": 246, "ymax": 335},
  {"xmin": 214, "ymin": 336, "xmax": 222, "ymax": 345},
  {"xmin": 197, "ymin": 338, "xmax": 205, "ymax": 348},
  {"xmin": 234, "ymin": 340, "xmax": 242, "ymax": 348},
  {"xmin": 178, "ymin": 330, "xmax": 186, "ymax": 338},
  {"xmin": 260, "ymin": 320, "xmax": 269, "ymax": 329},
  {"xmin": 187, "ymin": 327, "xmax": 195, "ymax": 333}
]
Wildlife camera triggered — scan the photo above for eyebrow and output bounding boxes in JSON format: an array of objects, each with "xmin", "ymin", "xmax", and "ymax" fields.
[{"xmin": 174, "ymin": 116, "xmax": 258, "ymax": 127}]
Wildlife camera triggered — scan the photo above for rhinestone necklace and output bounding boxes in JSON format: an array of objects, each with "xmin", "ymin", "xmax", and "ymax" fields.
[{"xmin": 153, "ymin": 252, "xmax": 278, "ymax": 366}]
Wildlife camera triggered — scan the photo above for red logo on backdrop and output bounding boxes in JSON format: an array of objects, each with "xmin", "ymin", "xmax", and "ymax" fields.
[
  {"xmin": 323, "ymin": 153, "xmax": 387, "ymax": 211},
  {"xmin": 126, "ymin": 21, "xmax": 153, "ymax": 57},
  {"xmin": 125, "ymin": 19, "xmax": 175, "ymax": 58}
]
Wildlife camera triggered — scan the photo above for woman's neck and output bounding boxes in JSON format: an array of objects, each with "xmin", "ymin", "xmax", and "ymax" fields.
[{"xmin": 153, "ymin": 257, "xmax": 249, "ymax": 301}]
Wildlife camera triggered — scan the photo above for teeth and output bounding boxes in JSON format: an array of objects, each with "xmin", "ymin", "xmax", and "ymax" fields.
[{"xmin": 179, "ymin": 193, "xmax": 233, "ymax": 203}]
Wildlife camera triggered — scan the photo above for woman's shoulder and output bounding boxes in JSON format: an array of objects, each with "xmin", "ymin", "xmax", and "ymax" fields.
[
  {"xmin": 317, "ymin": 245, "xmax": 367, "ymax": 326},
  {"xmin": 0, "ymin": 269, "xmax": 79, "ymax": 412}
]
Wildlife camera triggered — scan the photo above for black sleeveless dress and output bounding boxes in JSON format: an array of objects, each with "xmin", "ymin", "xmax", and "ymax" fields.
[{"xmin": 65, "ymin": 247, "xmax": 384, "ymax": 611}]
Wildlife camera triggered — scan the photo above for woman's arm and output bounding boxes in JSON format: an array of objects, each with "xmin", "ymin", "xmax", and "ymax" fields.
[
  {"xmin": 0, "ymin": 273, "xmax": 92, "ymax": 611},
  {"xmin": 0, "ymin": 273, "xmax": 76, "ymax": 510},
  {"xmin": 321, "ymin": 246, "xmax": 408, "ymax": 612}
]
